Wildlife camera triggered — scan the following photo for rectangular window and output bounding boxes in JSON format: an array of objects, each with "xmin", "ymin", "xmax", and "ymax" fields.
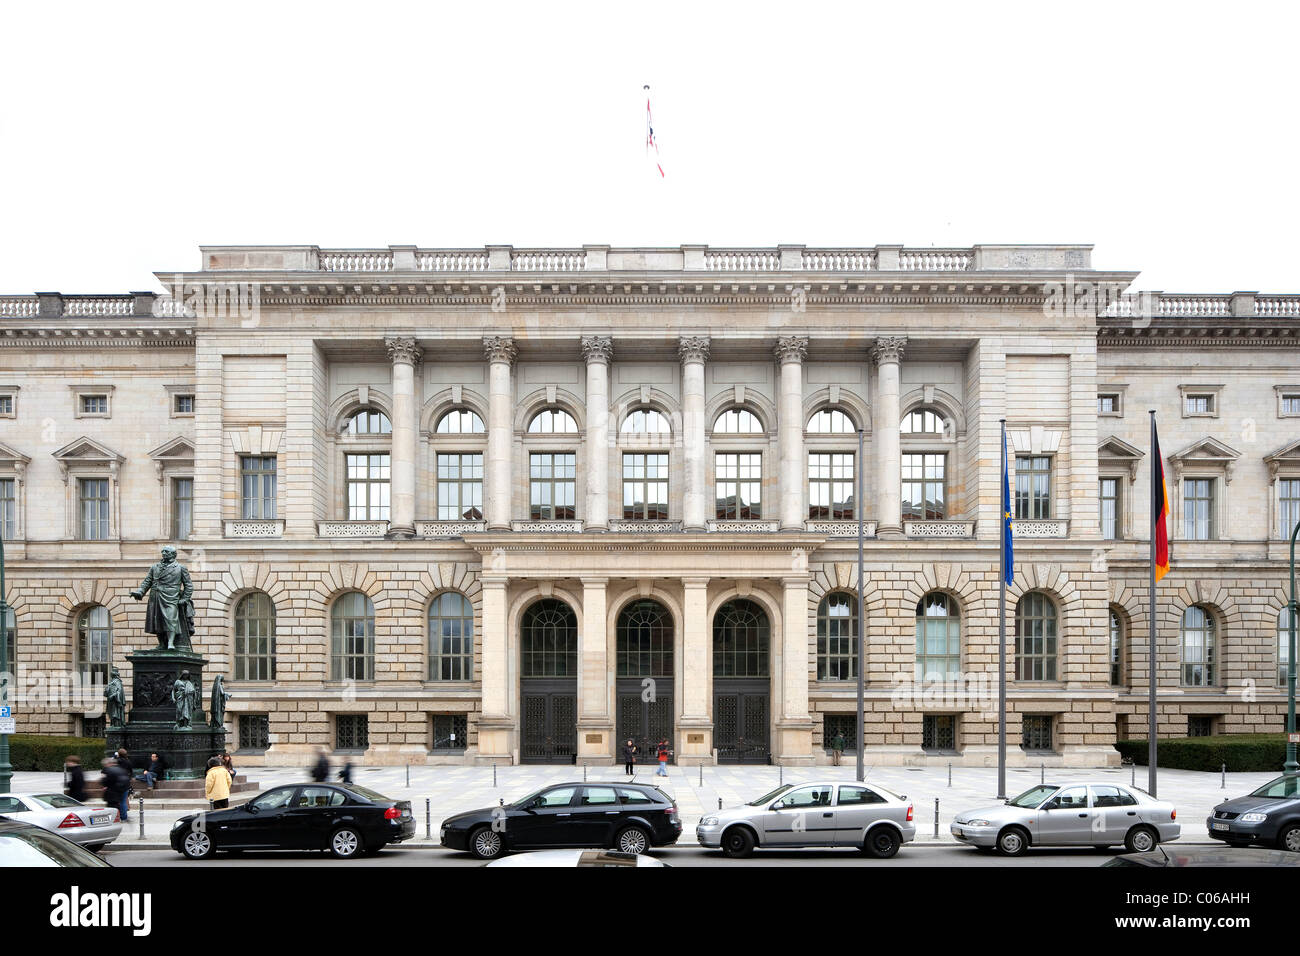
[
  {"xmin": 1099, "ymin": 477, "xmax": 1120, "ymax": 540},
  {"xmin": 82, "ymin": 716, "xmax": 105, "ymax": 739},
  {"xmin": 1021, "ymin": 715, "xmax": 1053, "ymax": 752},
  {"xmin": 336, "ymin": 714, "xmax": 369, "ymax": 752},
  {"xmin": 240, "ymin": 456, "xmax": 277, "ymax": 519},
  {"xmin": 622, "ymin": 453, "xmax": 668, "ymax": 520},
  {"xmin": 1184, "ymin": 394, "xmax": 1214, "ymax": 416},
  {"xmin": 715, "ymin": 453, "xmax": 761, "ymax": 519},
  {"xmin": 0, "ymin": 394, "xmax": 12, "ymax": 416},
  {"xmin": 1183, "ymin": 478, "xmax": 1214, "ymax": 540},
  {"xmin": 0, "ymin": 478, "xmax": 14, "ymax": 540},
  {"xmin": 1283, "ymin": 395, "xmax": 1300, "ymax": 416},
  {"xmin": 78, "ymin": 478, "xmax": 109, "ymax": 539},
  {"xmin": 922, "ymin": 715, "xmax": 956, "ymax": 752},
  {"xmin": 174, "ymin": 394, "xmax": 194, "ymax": 414},
  {"xmin": 1187, "ymin": 715, "xmax": 1214, "ymax": 738},
  {"xmin": 1015, "ymin": 455, "xmax": 1052, "ymax": 520},
  {"xmin": 238, "ymin": 714, "xmax": 270, "ymax": 751},
  {"xmin": 346, "ymin": 453, "xmax": 391, "ymax": 520},
  {"xmin": 1097, "ymin": 394, "xmax": 1118, "ymax": 414},
  {"xmin": 822, "ymin": 714, "xmax": 857, "ymax": 754},
  {"xmin": 1280, "ymin": 479, "xmax": 1300, "ymax": 540},
  {"xmin": 432, "ymin": 714, "xmax": 468, "ymax": 752},
  {"xmin": 901, "ymin": 453, "xmax": 946, "ymax": 520},
  {"xmin": 437, "ymin": 453, "xmax": 483, "ymax": 520},
  {"xmin": 808, "ymin": 452, "xmax": 855, "ymax": 520},
  {"xmin": 80, "ymin": 395, "xmax": 108, "ymax": 415},
  {"xmin": 529, "ymin": 452, "xmax": 576, "ymax": 520},
  {"xmin": 172, "ymin": 477, "xmax": 193, "ymax": 540}
]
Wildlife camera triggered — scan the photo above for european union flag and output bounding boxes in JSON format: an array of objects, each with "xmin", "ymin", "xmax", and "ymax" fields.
[{"xmin": 1002, "ymin": 428, "xmax": 1014, "ymax": 585}]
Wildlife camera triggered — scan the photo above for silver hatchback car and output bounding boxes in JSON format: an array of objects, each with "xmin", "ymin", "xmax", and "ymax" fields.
[
  {"xmin": 697, "ymin": 781, "xmax": 916, "ymax": 858},
  {"xmin": 952, "ymin": 783, "xmax": 1180, "ymax": 856}
]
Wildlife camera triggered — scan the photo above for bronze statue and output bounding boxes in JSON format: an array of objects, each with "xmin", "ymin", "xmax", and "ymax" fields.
[
  {"xmin": 104, "ymin": 666, "xmax": 125, "ymax": 727},
  {"xmin": 130, "ymin": 546, "xmax": 194, "ymax": 650},
  {"xmin": 209, "ymin": 674, "xmax": 230, "ymax": 728},
  {"xmin": 172, "ymin": 669, "xmax": 198, "ymax": 729}
]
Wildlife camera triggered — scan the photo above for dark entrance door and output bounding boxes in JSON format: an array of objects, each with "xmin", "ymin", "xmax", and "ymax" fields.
[
  {"xmin": 519, "ymin": 599, "xmax": 579, "ymax": 764},
  {"xmin": 614, "ymin": 598, "xmax": 675, "ymax": 767},
  {"xmin": 616, "ymin": 682, "xmax": 674, "ymax": 766},
  {"xmin": 521, "ymin": 683, "xmax": 577, "ymax": 764},
  {"xmin": 714, "ymin": 680, "xmax": 770, "ymax": 763}
]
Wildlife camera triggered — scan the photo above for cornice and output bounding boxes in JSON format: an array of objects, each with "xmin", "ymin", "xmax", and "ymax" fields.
[{"xmin": 0, "ymin": 328, "xmax": 195, "ymax": 349}]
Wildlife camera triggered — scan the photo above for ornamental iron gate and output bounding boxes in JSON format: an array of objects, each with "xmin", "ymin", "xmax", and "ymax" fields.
[
  {"xmin": 616, "ymin": 687, "xmax": 674, "ymax": 766},
  {"xmin": 714, "ymin": 684, "xmax": 770, "ymax": 763},
  {"xmin": 521, "ymin": 688, "xmax": 577, "ymax": 763}
]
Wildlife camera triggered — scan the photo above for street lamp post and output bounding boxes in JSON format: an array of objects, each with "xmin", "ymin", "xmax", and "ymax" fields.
[
  {"xmin": 1287, "ymin": 520, "xmax": 1300, "ymax": 775},
  {"xmin": 0, "ymin": 526, "xmax": 11, "ymax": 794}
]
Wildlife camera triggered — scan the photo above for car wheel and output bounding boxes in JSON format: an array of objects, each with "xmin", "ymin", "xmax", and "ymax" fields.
[
  {"xmin": 329, "ymin": 827, "xmax": 364, "ymax": 859},
  {"xmin": 721, "ymin": 826, "xmax": 755, "ymax": 859},
  {"xmin": 1125, "ymin": 825, "xmax": 1158, "ymax": 853},
  {"xmin": 864, "ymin": 826, "xmax": 901, "ymax": 859},
  {"xmin": 181, "ymin": 830, "xmax": 214, "ymax": 860},
  {"xmin": 996, "ymin": 826, "xmax": 1029, "ymax": 856},
  {"xmin": 1279, "ymin": 824, "xmax": 1300, "ymax": 853},
  {"xmin": 470, "ymin": 825, "xmax": 505, "ymax": 860},
  {"xmin": 614, "ymin": 825, "xmax": 650, "ymax": 855}
]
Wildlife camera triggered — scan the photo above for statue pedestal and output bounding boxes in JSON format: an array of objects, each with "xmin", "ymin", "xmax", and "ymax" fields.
[{"xmin": 106, "ymin": 646, "xmax": 227, "ymax": 780}]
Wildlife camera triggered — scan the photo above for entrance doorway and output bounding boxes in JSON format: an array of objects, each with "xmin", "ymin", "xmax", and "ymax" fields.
[
  {"xmin": 519, "ymin": 598, "xmax": 578, "ymax": 764},
  {"xmin": 713, "ymin": 598, "xmax": 771, "ymax": 764},
  {"xmin": 614, "ymin": 599, "xmax": 674, "ymax": 766}
]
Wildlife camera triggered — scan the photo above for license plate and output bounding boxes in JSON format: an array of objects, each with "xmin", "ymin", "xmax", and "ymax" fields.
[
  {"xmin": 90, "ymin": 813, "xmax": 112, "ymax": 825},
  {"xmin": 1211, "ymin": 822, "xmax": 1229, "ymax": 831}
]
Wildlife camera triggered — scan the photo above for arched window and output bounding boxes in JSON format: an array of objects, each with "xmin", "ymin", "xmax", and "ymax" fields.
[
  {"xmin": 1180, "ymin": 606, "xmax": 1215, "ymax": 687},
  {"xmin": 713, "ymin": 598, "xmax": 769, "ymax": 677},
  {"xmin": 521, "ymin": 599, "xmax": 577, "ymax": 677},
  {"xmin": 1279, "ymin": 606, "xmax": 1295, "ymax": 687},
  {"xmin": 3, "ymin": 605, "xmax": 13, "ymax": 669},
  {"xmin": 76, "ymin": 606, "xmax": 111, "ymax": 686},
  {"xmin": 435, "ymin": 408, "xmax": 485, "ymax": 434},
  {"xmin": 621, "ymin": 408, "xmax": 671, "ymax": 435},
  {"xmin": 1014, "ymin": 592, "xmax": 1058, "ymax": 681},
  {"xmin": 234, "ymin": 592, "xmax": 276, "ymax": 681},
  {"xmin": 1110, "ymin": 609, "xmax": 1124, "ymax": 687},
  {"xmin": 808, "ymin": 408, "xmax": 855, "ymax": 434},
  {"xmin": 429, "ymin": 592, "xmax": 474, "ymax": 681},
  {"xmin": 817, "ymin": 592, "xmax": 857, "ymax": 680},
  {"xmin": 916, "ymin": 593, "xmax": 961, "ymax": 681},
  {"xmin": 527, "ymin": 408, "xmax": 578, "ymax": 433},
  {"xmin": 344, "ymin": 408, "xmax": 391, "ymax": 435},
  {"xmin": 901, "ymin": 408, "xmax": 946, "ymax": 435},
  {"xmin": 713, "ymin": 408, "xmax": 763, "ymax": 434},
  {"xmin": 331, "ymin": 592, "xmax": 375, "ymax": 681},
  {"xmin": 616, "ymin": 600, "xmax": 674, "ymax": 677}
]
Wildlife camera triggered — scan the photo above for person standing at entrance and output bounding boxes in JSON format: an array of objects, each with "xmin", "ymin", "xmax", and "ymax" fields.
[
  {"xmin": 831, "ymin": 731, "xmax": 846, "ymax": 766},
  {"xmin": 205, "ymin": 756, "xmax": 231, "ymax": 810},
  {"xmin": 655, "ymin": 739, "xmax": 670, "ymax": 777},
  {"xmin": 622, "ymin": 739, "xmax": 637, "ymax": 775}
]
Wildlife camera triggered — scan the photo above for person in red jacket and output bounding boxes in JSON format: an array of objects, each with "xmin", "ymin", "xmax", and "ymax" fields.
[{"xmin": 655, "ymin": 739, "xmax": 670, "ymax": 777}]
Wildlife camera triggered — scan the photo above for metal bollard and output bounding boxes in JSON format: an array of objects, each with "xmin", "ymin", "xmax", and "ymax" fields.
[
  {"xmin": 779, "ymin": 765, "xmax": 783, "ymax": 786},
  {"xmin": 406, "ymin": 764, "xmax": 410, "ymax": 788},
  {"xmin": 1221, "ymin": 763, "xmax": 1226, "ymax": 790},
  {"xmin": 1040, "ymin": 763, "xmax": 1045, "ymax": 785},
  {"xmin": 698, "ymin": 763, "xmax": 703, "ymax": 787},
  {"xmin": 718, "ymin": 797, "xmax": 722, "ymax": 810},
  {"xmin": 493, "ymin": 763, "xmax": 497, "ymax": 789},
  {"xmin": 1131, "ymin": 760, "xmax": 1136, "ymax": 787},
  {"xmin": 947, "ymin": 763, "xmax": 952, "ymax": 787},
  {"xmin": 425, "ymin": 798, "xmax": 431, "ymax": 840},
  {"xmin": 934, "ymin": 798, "xmax": 939, "ymax": 839},
  {"xmin": 583, "ymin": 763, "xmax": 588, "ymax": 782},
  {"xmin": 137, "ymin": 795, "xmax": 144, "ymax": 840}
]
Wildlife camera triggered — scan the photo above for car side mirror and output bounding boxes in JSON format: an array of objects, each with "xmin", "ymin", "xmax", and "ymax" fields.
[
  {"xmin": 771, "ymin": 801, "xmax": 785, "ymax": 811},
  {"xmin": 244, "ymin": 804, "xmax": 258, "ymax": 814},
  {"xmin": 1041, "ymin": 801, "xmax": 1058, "ymax": 811}
]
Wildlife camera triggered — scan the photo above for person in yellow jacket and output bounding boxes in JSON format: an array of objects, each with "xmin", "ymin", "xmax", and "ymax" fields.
[{"xmin": 204, "ymin": 756, "xmax": 231, "ymax": 809}]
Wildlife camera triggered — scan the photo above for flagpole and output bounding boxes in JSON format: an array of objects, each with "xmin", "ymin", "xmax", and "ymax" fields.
[
  {"xmin": 997, "ymin": 418, "xmax": 1007, "ymax": 801},
  {"xmin": 1148, "ymin": 410, "xmax": 1158, "ymax": 797}
]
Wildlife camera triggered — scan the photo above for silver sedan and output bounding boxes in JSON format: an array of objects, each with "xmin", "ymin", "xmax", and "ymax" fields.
[
  {"xmin": 0, "ymin": 792, "xmax": 122, "ymax": 850},
  {"xmin": 697, "ymin": 781, "xmax": 916, "ymax": 858},
  {"xmin": 952, "ymin": 783, "xmax": 1180, "ymax": 856}
]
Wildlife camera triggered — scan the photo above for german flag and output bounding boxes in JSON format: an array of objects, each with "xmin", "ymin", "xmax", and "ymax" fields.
[{"xmin": 1153, "ymin": 422, "xmax": 1170, "ymax": 581}]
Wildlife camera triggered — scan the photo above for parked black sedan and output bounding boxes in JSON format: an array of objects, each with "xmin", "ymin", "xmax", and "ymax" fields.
[
  {"xmin": 170, "ymin": 783, "xmax": 415, "ymax": 859},
  {"xmin": 441, "ymin": 782, "xmax": 682, "ymax": 859},
  {"xmin": 1206, "ymin": 774, "xmax": 1300, "ymax": 851}
]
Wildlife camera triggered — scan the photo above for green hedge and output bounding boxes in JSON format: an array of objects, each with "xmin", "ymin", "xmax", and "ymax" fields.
[
  {"xmin": 1115, "ymin": 734, "xmax": 1290, "ymax": 773},
  {"xmin": 7, "ymin": 735, "xmax": 107, "ymax": 773}
]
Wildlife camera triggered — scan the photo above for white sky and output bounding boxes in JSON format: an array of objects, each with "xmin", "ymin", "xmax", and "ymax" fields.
[{"xmin": 0, "ymin": 0, "xmax": 1296, "ymax": 294}]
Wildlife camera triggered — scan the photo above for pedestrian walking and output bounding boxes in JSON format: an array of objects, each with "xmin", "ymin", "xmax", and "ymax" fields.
[
  {"xmin": 221, "ymin": 751, "xmax": 236, "ymax": 785},
  {"xmin": 205, "ymin": 756, "xmax": 231, "ymax": 810},
  {"xmin": 831, "ymin": 731, "xmax": 846, "ymax": 767},
  {"xmin": 655, "ymin": 738, "xmax": 670, "ymax": 777},
  {"xmin": 98, "ymin": 758, "xmax": 128, "ymax": 820},
  {"xmin": 311, "ymin": 748, "xmax": 330, "ymax": 782},
  {"xmin": 622, "ymin": 739, "xmax": 637, "ymax": 775},
  {"xmin": 337, "ymin": 760, "xmax": 353, "ymax": 785},
  {"xmin": 114, "ymin": 748, "xmax": 133, "ymax": 821},
  {"xmin": 64, "ymin": 755, "xmax": 87, "ymax": 802}
]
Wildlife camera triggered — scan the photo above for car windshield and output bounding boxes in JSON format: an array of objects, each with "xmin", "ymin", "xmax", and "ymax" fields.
[
  {"xmin": 1007, "ymin": 785, "xmax": 1059, "ymax": 808},
  {"xmin": 30, "ymin": 794, "xmax": 83, "ymax": 810},
  {"xmin": 0, "ymin": 828, "xmax": 111, "ymax": 867},
  {"xmin": 747, "ymin": 785, "xmax": 792, "ymax": 807},
  {"xmin": 336, "ymin": 784, "xmax": 388, "ymax": 803},
  {"xmin": 1250, "ymin": 776, "xmax": 1300, "ymax": 799}
]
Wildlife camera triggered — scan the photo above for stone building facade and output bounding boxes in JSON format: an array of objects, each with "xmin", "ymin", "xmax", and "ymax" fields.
[{"xmin": 0, "ymin": 243, "xmax": 1296, "ymax": 767}]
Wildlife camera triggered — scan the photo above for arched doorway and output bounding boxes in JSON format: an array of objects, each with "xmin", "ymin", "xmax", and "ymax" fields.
[
  {"xmin": 520, "ymin": 598, "xmax": 578, "ymax": 763},
  {"xmin": 615, "ymin": 599, "xmax": 674, "ymax": 765},
  {"xmin": 713, "ymin": 598, "xmax": 771, "ymax": 763}
]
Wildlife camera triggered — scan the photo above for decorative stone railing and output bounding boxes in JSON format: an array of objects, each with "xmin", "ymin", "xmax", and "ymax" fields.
[
  {"xmin": 1011, "ymin": 519, "xmax": 1069, "ymax": 538},
  {"xmin": 510, "ymin": 520, "xmax": 584, "ymax": 532},
  {"xmin": 703, "ymin": 250, "xmax": 781, "ymax": 272},
  {"xmin": 223, "ymin": 519, "xmax": 285, "ymax": 538},
  {"xmin": 707, "ymin": 519, "xmax": 780, "ymax": 533},
  {"xmin": 805, "ymin": 519, "xmax": 877, "ymax": 537},
  {"xmin": 319, "ymin": 250, "xmax": 394, "ymax": 272},
  {"xmin": 1157, "ymin": 295, "xmax": 1231, "ymax": 317},
  {"xmin": 0, "ymin": 297, "xmax": 39, "ymax": 317},
  {"xmin": 609, "ymin": 519, "xmax": 683, "ymax": 533},
  {"xmin": 63, "ymin": 296, "xmax": 135, "ymax": 316},
  {"xmin": 801, "ymin": 250, "xmax": 875, "ymax": 271},
  {"xmin": 903, "ymin": 520, "xmax": 976, "ymax": 538},
  {"xmin": 511, "ymin": 250, "xmax": 586, "ymax": 272},
  {"xmin": 417, "ymin": 251, "xmax": 491, "ymax": 272},
  {"xmin": 898, "ymin": 250, "xmax": 973, "ymax": 271},
  {"xmin": 1256, "ymin": 296, "xmax": 1300, "ymax": 317},
  {"xmin": 416, "ymin": 520, "xmax": 486, "ymax": 537},
  {"xmin": 316, "ymin": 520, "xmax": 390, "ymax": 537}
]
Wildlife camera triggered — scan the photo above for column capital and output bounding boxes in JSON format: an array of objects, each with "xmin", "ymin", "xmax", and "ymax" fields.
[
  {"xmin": 871, "ymin": 335, "xmax": 907, "ymax": 366},
  {"xmin": 681, "ymin": 576, "xmax": 710, "ymax": 589},
  {"xmin": 773, "ymin": 335, "xmax": 808, "ymax": 365},
  {"xmin": 483, "ymin": 335, "xmax": 517, "ymax": 367},
  {"xmin": 678, "ymin": 335, "xmax": 711, "ymax": 365},
  {"xmin": 384, "ymin": 335, "xmax": 422, "ymax": 367},
  {"xmin": 580, "ymin": 576, "xmax": 610, "ymax": 588},
  {"xmin": 580, "ymin": 335, "xmax": 613, "ymax": 365}
]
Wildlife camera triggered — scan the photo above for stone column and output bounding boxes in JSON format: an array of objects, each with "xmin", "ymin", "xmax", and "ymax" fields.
[
  {"xmin": 582, "ymin": 336, "xmax": 613, "ymax": 530},
  {"xmin": 385, "ymin": 336, "xmax": 422, "ymax": 539},
  {"xmin": 775, "ymin": 336, "xmax": 808, "ymax": 530},
  {"xmin": 872, "ymin": 336, "xmax": 907, "ymax": 538},
  {"xmin": 776, "ymin": 574, "xmax": 814, "ymax": 764},
  {"xmin": 677, "ymin": 577, "xmax": 713, "ymax": 763},
  {"xmin": 577, "ymin": 577, "xmax": 613, "ymax": 763},
  {"xmin": 679, "ymin": 336, "xmax": 710, "ymax": 531},
  {"xmin": 476, "ymin": 574, "xmax": 514, "ymax": 761},
  {"xmin": 483, "ymin": 336, "xmax": 517, "ymax": 531}
]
